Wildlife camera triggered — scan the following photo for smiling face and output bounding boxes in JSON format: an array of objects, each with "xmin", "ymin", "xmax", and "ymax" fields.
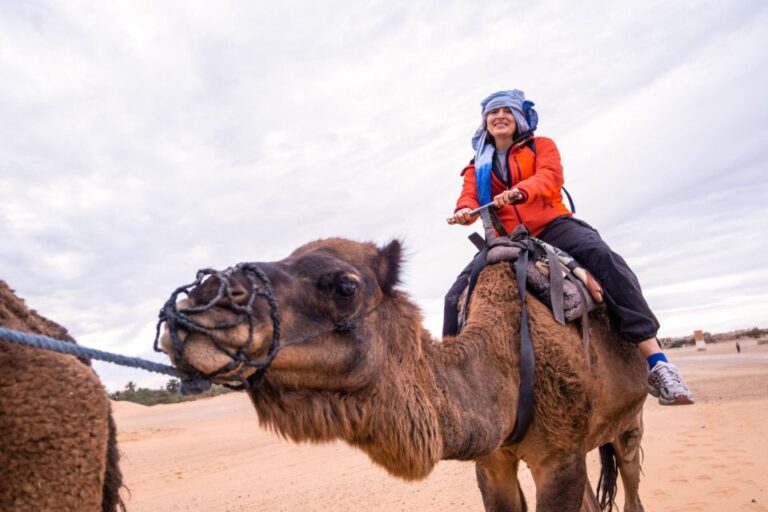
[{"xmin": 485, "ymin": 106, "xmax": 517, "ymax": 140}]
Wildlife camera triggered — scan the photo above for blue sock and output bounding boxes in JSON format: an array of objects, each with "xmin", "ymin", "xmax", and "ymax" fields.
[{"xmin": 647, "ymin": 352, "xmax": 668, "ymax": 370}]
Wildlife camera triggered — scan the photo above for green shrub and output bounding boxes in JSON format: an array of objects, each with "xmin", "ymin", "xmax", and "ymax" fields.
[
  {"xmin": 740, "ymin": 327, "xmax": 767, "ymax": 339},
  {"xmin": 110, "ymin": 379, "xmax": 233, "ymax": 406}
]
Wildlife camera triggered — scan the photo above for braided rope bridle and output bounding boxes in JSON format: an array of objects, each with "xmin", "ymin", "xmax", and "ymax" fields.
[
  {"xmin": 154, "ymin": 262, "xmax": 281, "ymax": 393},
  {"xmin": 154, "ymin": 262, "xmax": 378, "ymax": 394}
]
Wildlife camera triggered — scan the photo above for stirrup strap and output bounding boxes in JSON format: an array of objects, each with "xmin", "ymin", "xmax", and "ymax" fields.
[{"xmin": 506, "ymin": 245, "xmax": 535, "ymax": 444}]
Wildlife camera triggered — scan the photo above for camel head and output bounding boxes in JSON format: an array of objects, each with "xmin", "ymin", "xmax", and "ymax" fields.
[
  {"xmin": 158, "ymin": 237, "xmax": 447, "ymax": 480},
  {"xmin": 157, "ymin": 237, "xmax": 405, "ymax": 393}
]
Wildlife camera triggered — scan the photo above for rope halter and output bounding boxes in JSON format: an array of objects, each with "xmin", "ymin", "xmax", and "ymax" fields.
[
  {"xmin": 155, "ymin": 261, "xmax": 379, "ymax": 394},
  {"xmin": 154, "ymin": 262, "xmax": 281, "ymax": 393}
]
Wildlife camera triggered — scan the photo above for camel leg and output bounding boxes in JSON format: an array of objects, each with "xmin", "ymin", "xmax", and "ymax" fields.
[
  {"xmin": 475, "ymin": 449, "xmax": 528, "ymax": 512},
  {"xmin": 529, "ymin": 453, "xmax": 587, "ymax": 512},
  {"xmin": 613, "ymin": 414, "xmax": 645, "ymax": 512}
]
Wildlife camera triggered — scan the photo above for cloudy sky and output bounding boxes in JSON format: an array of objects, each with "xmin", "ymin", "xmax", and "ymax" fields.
[{"xmin": 2, "ymin": 0, "xmax": 766, "ymax": 390}]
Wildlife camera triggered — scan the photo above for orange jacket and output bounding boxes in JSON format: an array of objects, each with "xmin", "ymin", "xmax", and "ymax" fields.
[{"xmin": 455, "ymin": 136, "xmax": 571, "ymax": 236}]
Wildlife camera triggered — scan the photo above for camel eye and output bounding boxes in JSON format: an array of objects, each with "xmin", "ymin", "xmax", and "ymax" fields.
[
  {"xmin": 334, "ymin": 276, "xmax": 358, "ymax": 297},
  {"xmin": 317, "ymin": 272, "xmax": 359, "ymax": 298}
]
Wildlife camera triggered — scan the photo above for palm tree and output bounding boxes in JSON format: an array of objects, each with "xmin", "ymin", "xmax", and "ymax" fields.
[{"xmin": 165, "ymin": 378, "xmax": 180, "ymax": 393}]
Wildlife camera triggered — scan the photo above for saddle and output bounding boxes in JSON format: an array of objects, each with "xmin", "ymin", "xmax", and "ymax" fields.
[{"xmin": 458, "ymin": 225, "xmax": 604, "ymax": 333}]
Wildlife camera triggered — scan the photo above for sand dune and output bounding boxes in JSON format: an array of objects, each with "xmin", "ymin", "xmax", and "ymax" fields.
[{"xmin": 114, "ymin": 340, "xmax": 768, "ymax": 511}]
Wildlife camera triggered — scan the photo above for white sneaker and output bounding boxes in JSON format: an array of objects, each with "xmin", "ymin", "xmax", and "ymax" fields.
[{"xmin": 648, "ymin": 361, "xmax": 694, "ymax": 405}]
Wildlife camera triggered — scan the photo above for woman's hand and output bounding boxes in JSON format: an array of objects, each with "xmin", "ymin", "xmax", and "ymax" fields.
[
  {"xmin": 447, "ymin": 208, "xmax": 475, "ymax": 225},
  {"xmin": 493, "ymin": 188, "xmax": 525, "ymax": 208}
]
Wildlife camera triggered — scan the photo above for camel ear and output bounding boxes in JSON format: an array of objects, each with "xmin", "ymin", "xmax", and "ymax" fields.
[{"xmin": 376, "ymin": 240, "xmax": 402, "ymax": 295}]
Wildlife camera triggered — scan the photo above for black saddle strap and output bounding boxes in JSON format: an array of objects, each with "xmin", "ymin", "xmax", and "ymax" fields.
[
  {"xmin": 506, "ymin": 246, "xmax": 535, "ymax": 444},
  {"xmin": 468, "ymin": 232, "xmax": 488, "ymax": 251},
  {"xmin": 543, "ymin": 246, "xmax": 566, "ymax": 325},
  {"xmin": 564, "ymin": 271, "xmax": 592, "ymax": 362},
  {"xmin": 461, "ymin": 247, "xmax": 489, "ymax": 327}
]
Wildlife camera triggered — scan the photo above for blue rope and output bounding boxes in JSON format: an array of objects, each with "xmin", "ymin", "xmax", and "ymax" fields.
[{"xmin": 0, "ymin": 326, "xmax": 180, "ymax": 377}]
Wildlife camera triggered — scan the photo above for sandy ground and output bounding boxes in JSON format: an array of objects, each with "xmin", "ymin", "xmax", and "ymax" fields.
[{"xmin": 114, "ymin": 339, "xmax": 768, "ymax": 511}]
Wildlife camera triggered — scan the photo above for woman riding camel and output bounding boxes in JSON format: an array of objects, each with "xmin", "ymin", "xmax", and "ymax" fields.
[{"xmin": 445, "ymin": 89, "xmax": 693, "ymax": 406}]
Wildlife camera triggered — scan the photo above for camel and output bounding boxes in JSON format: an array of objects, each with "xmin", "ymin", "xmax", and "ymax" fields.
[
  {"xmin": 0, "ymin": 280, "xmax": 124, "ymax": 512},
  {"xmin": 158, "ymin": 238, "xmax": 647, "ymax": 511}
]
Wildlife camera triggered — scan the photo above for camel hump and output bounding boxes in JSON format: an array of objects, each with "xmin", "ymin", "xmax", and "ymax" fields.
[{"xmin": 0, "ymin": 281, "xmax": 79, "ymax": 344}]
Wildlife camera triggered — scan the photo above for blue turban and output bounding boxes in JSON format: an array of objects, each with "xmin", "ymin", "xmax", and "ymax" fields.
[{"xmin": 471, "ymin": 90, "xmax": 537, "ymax": 206}]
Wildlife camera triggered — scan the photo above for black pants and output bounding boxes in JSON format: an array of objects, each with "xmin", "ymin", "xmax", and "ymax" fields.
[{"xmin": 442, "ymin": 216, "xmax": 660, "ymax": 343}]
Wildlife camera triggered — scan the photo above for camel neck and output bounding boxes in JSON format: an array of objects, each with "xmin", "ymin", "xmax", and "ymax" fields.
[
  {"xmin": 245, "ymin": 266, "xmax": 525, "ymax": 478},
  {"xmin": 421, "ymin": 269, "xmax": 523, "ymax": 459}
]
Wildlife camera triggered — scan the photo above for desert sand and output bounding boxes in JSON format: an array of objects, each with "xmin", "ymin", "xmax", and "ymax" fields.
[{"xmin": 114, "ymin": 339, "xmax": 768, "ymax": 511}]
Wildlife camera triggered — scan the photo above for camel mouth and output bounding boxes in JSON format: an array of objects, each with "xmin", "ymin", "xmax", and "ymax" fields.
[
  {"xmin": 158, "ymin": 314, "xmax": 273, "ymax": 383},
  {"xmin": 155, "ymin": 262, "xmax": 282, "ymax": 389},
  {"xmin": 178, "ymin": 375, "xmax": 213, "ymax": 395},
  {"xmin": 159, "ymin": 323, "xmax": 274, "ymax": 395}
]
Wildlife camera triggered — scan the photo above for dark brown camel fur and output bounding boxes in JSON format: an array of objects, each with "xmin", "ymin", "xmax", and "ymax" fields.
[
  {"xmin": 160, "ymin": 238, "xmax": 647, "ymax": 511},
  {"xmin": 0, "ymin": 280, "xmax": 124, "ymax": 512}
]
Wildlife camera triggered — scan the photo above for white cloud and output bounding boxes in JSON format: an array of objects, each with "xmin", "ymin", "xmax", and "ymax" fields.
[{"xmin": 1, "ymin": 0, "xmax": 767, "ymax": 388}]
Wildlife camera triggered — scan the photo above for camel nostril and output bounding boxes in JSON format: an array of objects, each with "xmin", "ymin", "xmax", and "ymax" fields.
[
  {"xmin": 228, "ymin": 278, "xmax": 249, "ymax": 305},
  {"xmin": 188, "ymin": 273, "xmax": 250, "ymax": 307}
]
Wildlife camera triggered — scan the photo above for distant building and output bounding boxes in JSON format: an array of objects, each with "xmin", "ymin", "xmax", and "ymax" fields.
[{"xmin": 694, "ymin": 329, "xmax": 706, "ymax": 351}]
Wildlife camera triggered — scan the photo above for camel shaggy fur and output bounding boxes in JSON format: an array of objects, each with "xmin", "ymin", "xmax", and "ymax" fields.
[
  {"xmin": 160, "ymin": 238, "xmax": 647, "ymax": 511},
  {"xmin": 0, "ymin": 281, "xmax": 123, "ymax": 512}
]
